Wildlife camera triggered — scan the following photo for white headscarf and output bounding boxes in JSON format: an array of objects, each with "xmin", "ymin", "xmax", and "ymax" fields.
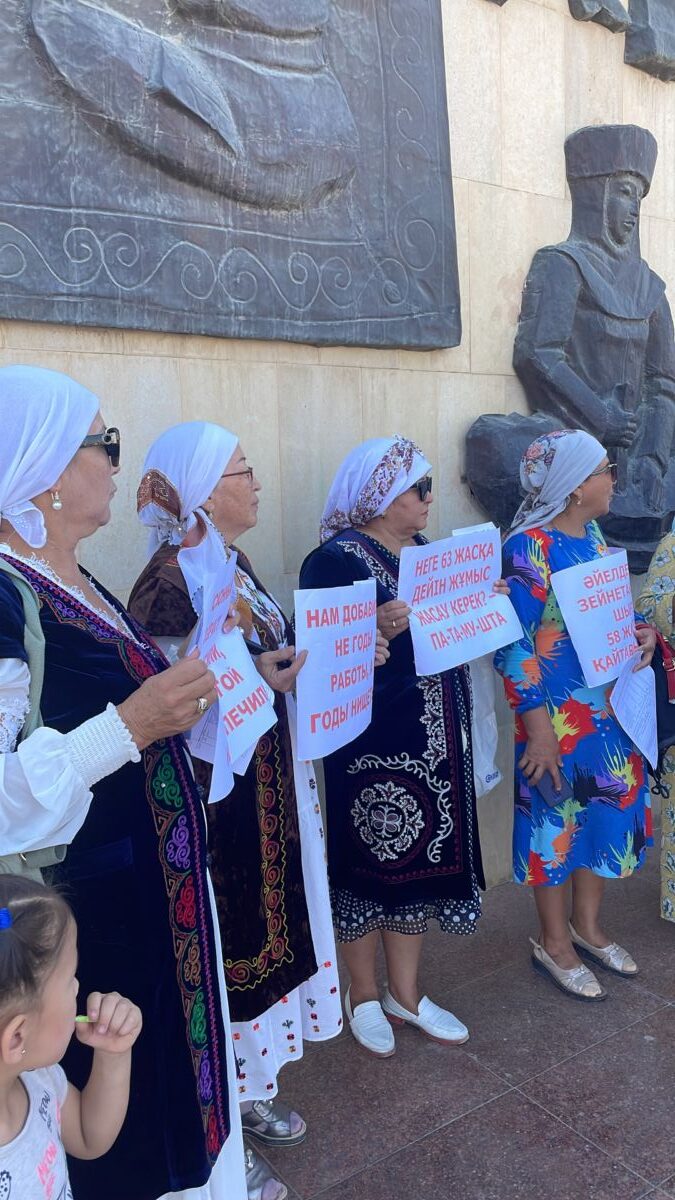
[
  {"xmin": 320, "ymin": 435, "xmax": 432, "ymax": 543},
  {"xmin": 0, "ymin": 365, "xmax": 100, "ymax": 548},
  {"xmin": 506, "ymin": 429, "xmax": 607, "ymax": 542},
  {"xmin": 137, "ymin": 421, "xmax": 239, "ymax": 556}
]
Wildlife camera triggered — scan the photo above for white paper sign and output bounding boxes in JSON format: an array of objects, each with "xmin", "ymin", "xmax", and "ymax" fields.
[
  {"xmin": 550, "ymin": 550, "xmax": 636, "ymax": 687},
  {"xmin": 610, "ymin": 653, "xmax": 658, "ymax": 768},
  {"xmin": 397, "ymin": 526, "xmax": 523, "ymax": 675},
  {"xmin": 179, "ymin": 534, "xmax": 277, "ymax": 801},
  {"xmin": 294, "ymin": 579, "xmax": 377, "ymax": 761}
]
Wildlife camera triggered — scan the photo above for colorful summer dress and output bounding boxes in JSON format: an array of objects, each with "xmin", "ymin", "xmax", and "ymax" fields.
[{"xmin": 494, "ymin": 521, "xmax": 652, "ymax": 886}]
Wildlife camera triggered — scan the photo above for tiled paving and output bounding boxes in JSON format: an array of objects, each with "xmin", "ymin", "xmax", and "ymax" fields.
[{"xmin": 256, "ymin": 838, "xmax": 674, "ymax": 1200}]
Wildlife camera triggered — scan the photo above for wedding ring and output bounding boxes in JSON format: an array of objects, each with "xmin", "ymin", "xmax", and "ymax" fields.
[{"xmin": 196, "ymin": 696, "xmax": 209, "ymax": 716}]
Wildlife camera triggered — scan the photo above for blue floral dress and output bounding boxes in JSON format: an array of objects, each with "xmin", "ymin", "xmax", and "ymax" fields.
[{"xmin": 494, "ymin": 522, "xmax": 652, "ymax": 886}]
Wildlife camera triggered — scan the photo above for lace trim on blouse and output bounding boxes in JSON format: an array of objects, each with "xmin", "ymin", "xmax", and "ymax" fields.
[{"xmin": 0, "ymin": 687, "xmax": 31, "ymax": 753}]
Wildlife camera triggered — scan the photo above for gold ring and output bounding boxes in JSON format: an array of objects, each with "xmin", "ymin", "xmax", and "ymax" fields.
[{"xmin": 196, "ymin": 696, "xmax": 209, "ymax": 716}]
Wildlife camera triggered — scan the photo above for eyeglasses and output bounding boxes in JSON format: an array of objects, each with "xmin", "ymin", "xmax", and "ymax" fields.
[
  {"xmin": 79, "ymin": 427, "xmax": 121, "ymax": 468},
  {"xmin": 411, "ymin": 475, "xmax": 433, "ymax": 501},
  {"xmin": 222, "ymin": 467, "xmax": 254, "ymax": 483},
  {"xmin": 588, "ymin": 462, "xmax": 618, "ymax": 483}
]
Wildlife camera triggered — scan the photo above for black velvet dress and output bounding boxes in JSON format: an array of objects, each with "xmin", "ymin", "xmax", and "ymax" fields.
[
  {"xmin": 299, "ymin": 531, "xmax": 485, "ymax": 941},
  {"xmin": 128, "ymin": 544, "xmax": 317, "ymax": 1023},
  {"xmin": 0, "ymin": 553, "xmax": 231, "ymax": 1200}
]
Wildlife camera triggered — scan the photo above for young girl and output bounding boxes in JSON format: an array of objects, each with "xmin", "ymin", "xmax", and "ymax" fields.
[{"xmin": 0, "ymin": 874, "xmax": 142, "ymax": 1198}]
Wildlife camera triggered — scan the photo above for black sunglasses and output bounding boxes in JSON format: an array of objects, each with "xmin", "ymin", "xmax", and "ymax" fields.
[
  {"xmin": 588, "ymin": 462, "xmax": 618, "ymax": 483},
  {"xmin": 80, "ymin": 427, "xmax": 121, "ymax": 468},
  {"xmin": 411, "ymin": 475, "xmax": 433, "ymax": 501}
]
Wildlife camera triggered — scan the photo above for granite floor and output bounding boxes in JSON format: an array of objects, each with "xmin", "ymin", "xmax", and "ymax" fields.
[{"xmin": 255, "ymin": 842, "xmax": 674, "ymax": 1200}]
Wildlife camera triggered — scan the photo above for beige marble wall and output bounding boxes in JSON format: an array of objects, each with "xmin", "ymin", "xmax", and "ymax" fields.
[{"xmin": 2, "ymin": 0, "xmax": 674, "ymax": 885}]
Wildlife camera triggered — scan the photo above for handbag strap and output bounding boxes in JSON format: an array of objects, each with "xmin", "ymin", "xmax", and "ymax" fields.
[{"xmin": 654, "ymin": 628, "xmax": 675, "ymax": 702}]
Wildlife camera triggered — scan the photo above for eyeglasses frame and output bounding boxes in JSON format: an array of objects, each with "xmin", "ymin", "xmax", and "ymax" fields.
[
  {"xmin": 588, "ymin": 462, "xmax": 618, "ymax": 483},
  {"xmin": 222, "ymin": 467, "xmax": 255, "ymax": 483}
]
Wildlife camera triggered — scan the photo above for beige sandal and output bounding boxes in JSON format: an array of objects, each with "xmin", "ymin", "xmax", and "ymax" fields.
[
  {"xmin": 568, "ymin": 922, "xmax": 638, "ymax": 977},
  {"xmin": 530, "ymin": 938, "xmax": 607, "ymax": 1002}
]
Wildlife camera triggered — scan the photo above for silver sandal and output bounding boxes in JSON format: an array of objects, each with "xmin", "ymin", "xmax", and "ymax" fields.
[
  {"xmin": 242, "ymin": 1099, "xmax": 307, "ymax": 1147},
  {"xmin": 530, "ymin": 938, "xmax": 607, "ymax": 1002},
  {"xmin": 568, "ymin": 922, "xmax": 639, "ymax": 976},
  {"xmin": 244, "ymin": 1144, "xmax": 288, "ymax": 1200}
]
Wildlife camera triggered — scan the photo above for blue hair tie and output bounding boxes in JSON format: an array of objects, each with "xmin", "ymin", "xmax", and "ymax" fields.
[{"xmin": 0, "ymin": 907, "xmax": 13, "ymax": 930}]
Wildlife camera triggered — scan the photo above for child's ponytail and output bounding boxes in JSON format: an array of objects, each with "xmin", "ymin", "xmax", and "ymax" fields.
[{"xmin": 0, "ymin": 874, "xmax": 72, "ymax": 1019}]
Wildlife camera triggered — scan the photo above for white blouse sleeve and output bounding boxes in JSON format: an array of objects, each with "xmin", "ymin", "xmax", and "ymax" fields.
[{"xmin": 0, "ymin": 658, "xmax": 140, "ymax": 856}]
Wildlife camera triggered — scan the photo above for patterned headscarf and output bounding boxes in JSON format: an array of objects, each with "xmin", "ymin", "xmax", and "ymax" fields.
[
  {"xmin": 505, "ymin": 429, "xmax": 607, "ymax": 542},
  {"xmin": 0, "ymin": 366, "xmax": 99, "ymax": 547},
  {"xmin": 320, "ymin": 435, "xmax": 432, "ymax": 543},
  {"xmin": 137, "ymin": 421, "xmax": 238, "ymax": 556}
]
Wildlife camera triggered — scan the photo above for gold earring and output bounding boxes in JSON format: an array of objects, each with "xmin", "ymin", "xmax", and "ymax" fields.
[{"xmin": 50, "ymin": 490, "xmax": 62, "ymax": 511}]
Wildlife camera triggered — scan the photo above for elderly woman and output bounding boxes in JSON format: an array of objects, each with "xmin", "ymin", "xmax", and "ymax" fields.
[
  {"xmin": 637, "ymin": 531, "xmax": 675, "ymax": 923},
  {"xmin": 0, "ymin": 368, "xmax": 246, "ymax": 1200},
  {"xmin": 298, "ymin": 435, "xmax": 486, "ymax": 1057},
  {"xmin": 495, "ymin": 429, "xmax": 656, "ymax": 1001},
  {"xmin": 127, "ymin": 423, "xmax": 342, "ymax": 1200}
]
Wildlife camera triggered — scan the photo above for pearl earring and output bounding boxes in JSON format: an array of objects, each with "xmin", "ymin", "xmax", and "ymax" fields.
[
  {"xmin": 21, "ymin": 1048, "xmax": 26, "ymax": 1056},
  {"xmin": 51, "ymin": 490, "xmax": 62, "ymax": 511}
]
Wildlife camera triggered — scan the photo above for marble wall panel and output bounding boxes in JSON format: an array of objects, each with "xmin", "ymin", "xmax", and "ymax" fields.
[
  {"xmin": 444, "ymin": 0, "xmax": 502, "ymax": 186},
  {"xmin": 501, "ymin": 1, "xmax": 567, "ymax": 196},
  {"xmin": 469, "ymin": 185, "xmax": 570, "ymax": 376}
]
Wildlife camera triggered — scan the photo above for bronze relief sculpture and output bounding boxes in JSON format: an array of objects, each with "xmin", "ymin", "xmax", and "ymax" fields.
[
  {"xmin": 467, "ymin": 125, "xmax": 675, "ymax": 571},
  {"xmin": 0, "ymin": 0, "xmax": 460, "ymax": 347}
]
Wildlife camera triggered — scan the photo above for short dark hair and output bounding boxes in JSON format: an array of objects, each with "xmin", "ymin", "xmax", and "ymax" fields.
[{"xmin": 0, "ymin": 874, "xmax": 73, "ymax": 1022}]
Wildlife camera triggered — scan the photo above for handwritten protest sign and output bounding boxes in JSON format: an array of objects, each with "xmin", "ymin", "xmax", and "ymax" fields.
[
  {"xmin": 397, "ymin": 525, "xmax": 522, "ymax": 675},
  {"xmin": 551, "ymin": 550, "xmax": 636, "ymax": 687},
  {"xmin": 294, "ymin": 579, "xmax": 377, "ymax": 761},
  {"xmin": 179, "ymin": 533, "xmax": 276, "ymax": 801}
]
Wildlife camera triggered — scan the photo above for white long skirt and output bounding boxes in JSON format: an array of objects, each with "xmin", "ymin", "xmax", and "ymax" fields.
[{"xmin": 231, "ymin": 695, "xmax": 342, "ymax": 1101}]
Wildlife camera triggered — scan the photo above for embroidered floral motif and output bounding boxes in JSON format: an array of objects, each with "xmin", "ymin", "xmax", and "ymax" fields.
[
  {"xmin": 417, "ymin": 674, "xmax": 447, "ymax": 772},
  {"xmin": 351, "ymin": 780, "xmax": 425, "ymax": 862},
  {"xmin": 3, "ymin": 557, "xmax": 230, "ymax": 1167},
  {"xmin": 223, "ymin": 731, "xmax": 293, "ymax": 990}
]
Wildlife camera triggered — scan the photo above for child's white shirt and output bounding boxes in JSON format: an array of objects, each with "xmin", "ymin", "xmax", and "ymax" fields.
[{"xmin": 0, "ymin": 1064, "xmax": 73, "ymax": 1199}]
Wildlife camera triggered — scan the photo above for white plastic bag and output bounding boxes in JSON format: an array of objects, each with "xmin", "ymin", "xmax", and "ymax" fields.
[{"xmin": 469, "ymin": 654, "xmax": 502, "ymax": 798}]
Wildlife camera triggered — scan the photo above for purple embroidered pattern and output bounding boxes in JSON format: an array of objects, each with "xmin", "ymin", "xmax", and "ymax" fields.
[{"xmin": 0, "ymin": 554, "xmax": 230, "ymax": 1166}]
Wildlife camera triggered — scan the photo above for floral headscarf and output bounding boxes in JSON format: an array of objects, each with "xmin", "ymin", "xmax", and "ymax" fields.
[
  {"xmin": 505, "ymin": 429, "xmax": 606, "ymax": 542},
  {"xmin": 320, "ymin": 435, "xmax": 432, "ymax": 543}
]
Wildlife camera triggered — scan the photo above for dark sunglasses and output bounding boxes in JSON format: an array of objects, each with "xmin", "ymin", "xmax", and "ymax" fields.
[
  {"xmin": 80, "ymin": 427, "xmax": 121, "ymax": 468},
  {"xmin": 588, "ymin": 462, "xmax": 617, "ymax": 483},
  {"xmin": 411, "ymin": 475, "xmax": 433, "ymax": 501}
]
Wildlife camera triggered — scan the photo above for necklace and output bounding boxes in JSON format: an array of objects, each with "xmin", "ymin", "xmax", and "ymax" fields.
[{"xmin": 0, "ymin": 544, "xmax": 142, "ymax": 644}]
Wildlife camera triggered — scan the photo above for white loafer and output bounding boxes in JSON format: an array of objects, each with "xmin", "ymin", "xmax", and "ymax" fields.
[
  {"xmin": 344, "ymin": 987, "xmax": 395, "ymax": 1057},
  {"xmin": 381, "ymin": 989, "xmax": 469, "ymax": 1045}
]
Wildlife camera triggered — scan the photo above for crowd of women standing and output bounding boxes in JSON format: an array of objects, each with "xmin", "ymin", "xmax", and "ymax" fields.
[{"xmin": 0, "ymin": 365, "xmax": 669, "ymax": 1200}]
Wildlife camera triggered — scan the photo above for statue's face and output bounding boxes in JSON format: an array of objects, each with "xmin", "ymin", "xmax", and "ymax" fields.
[{"xmin": 605, "ymin": 172, "xmax": 644, "ymax": 246}]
